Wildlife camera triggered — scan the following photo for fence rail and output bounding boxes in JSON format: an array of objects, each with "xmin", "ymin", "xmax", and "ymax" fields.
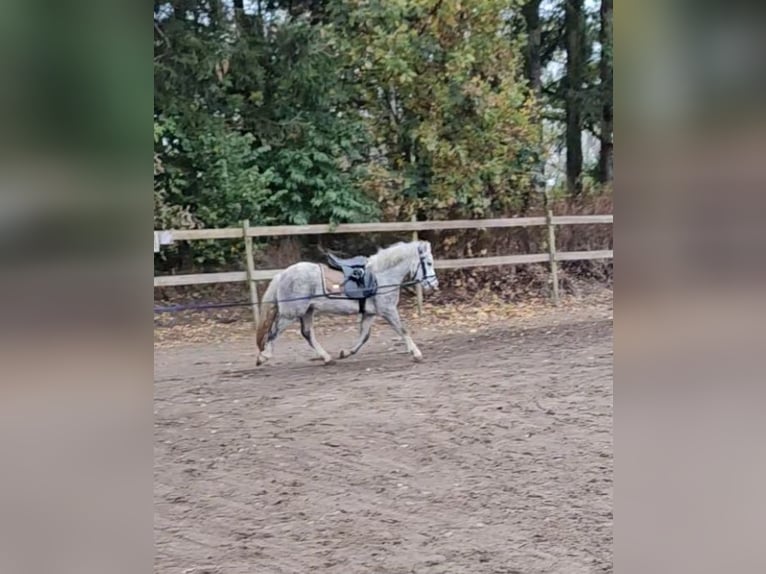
[
  {"xmin": 163, "ymin": 214, "xmax": 612, "ymax": 241},
  {"xmin": 154, "ymin": 214, "xmax": 613, "ymax": 315}
]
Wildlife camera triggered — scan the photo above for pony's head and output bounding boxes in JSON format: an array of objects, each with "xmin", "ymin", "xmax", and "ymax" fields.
[
  {"xmin": 368, "ymin": 240, "xmax": 439, "ymax": 292},
  {"xmin": 414, "ymin": 240, "xmax": 439, "ymax": 292}
]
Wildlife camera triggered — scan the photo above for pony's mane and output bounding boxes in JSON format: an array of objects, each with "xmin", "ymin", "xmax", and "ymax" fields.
[{"xmin": 368, "ymin": 241, "xmax": 420, "ymax": 272}]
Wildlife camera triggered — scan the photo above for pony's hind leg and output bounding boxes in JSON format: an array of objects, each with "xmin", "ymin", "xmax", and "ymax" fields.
[
  {"xmin": 300, "ymin": 308, "xmax": 334, "ymax": 365},
  {"xmin": 256, "ymin": 314, "xmax": 294, "ymax": 365},
  {"xmin": 260, "ymin": 318, "xmax": 278, "ymax": 359}
]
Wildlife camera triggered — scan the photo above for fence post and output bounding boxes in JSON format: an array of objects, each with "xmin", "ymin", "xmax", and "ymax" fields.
[
  {"xmin": 545, "ymin": 199, "xmax": 560, "ymax": 306},
  {"xmin": 412, "ymin": 213, "xmax": 424, "ymax": 315},
  {"xmin": 242, "ymin": 220, "xmax": 260, "ymax": 325}
]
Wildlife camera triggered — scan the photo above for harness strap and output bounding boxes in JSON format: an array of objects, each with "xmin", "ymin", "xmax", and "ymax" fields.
[{"xmin": 342, "ymin": 275, "xmax": 368, "ymax": 314}]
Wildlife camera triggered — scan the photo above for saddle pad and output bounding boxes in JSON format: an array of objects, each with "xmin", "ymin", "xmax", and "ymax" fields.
[{"xmin": 319, "ymin": 265, "xmax": 346, "ymax": 296}]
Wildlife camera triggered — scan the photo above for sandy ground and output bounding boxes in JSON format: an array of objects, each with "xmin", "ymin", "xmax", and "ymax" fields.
[{"xmin": 155, "ymin": 294, "xmax": 613, "ymax": 573}]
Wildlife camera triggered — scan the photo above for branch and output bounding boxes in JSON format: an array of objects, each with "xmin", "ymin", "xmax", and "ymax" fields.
[
  {"xmin": 154, "ymin": 22, "xmax": 171, "ymax": 62},
  {"xmin": 415, "ymin": 0, "xmax": 444, "ymax": 36},
  {"xmin": 387, "ymin": 85, "xmax": 400, "ymax": 126}
]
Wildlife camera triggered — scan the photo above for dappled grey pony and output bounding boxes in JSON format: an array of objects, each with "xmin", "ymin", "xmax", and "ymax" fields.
[{"xmin": 255, "ymin": 240, "xmax": 439, "ymax": 365}]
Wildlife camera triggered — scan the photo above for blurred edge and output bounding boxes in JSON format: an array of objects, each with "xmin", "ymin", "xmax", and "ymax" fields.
[
  {"xmin": 616, "ymin": 1, "xmax": 766, "ymax": 573},
  {"xmin": 0, "ymin": 2, "xmax": 152, "ymax": 574},
  {"xmin": 0, "ymin": 0, "xmax": 150, "ymax": 336}
]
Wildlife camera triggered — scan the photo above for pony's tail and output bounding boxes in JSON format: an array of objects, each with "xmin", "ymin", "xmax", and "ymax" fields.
[{"xmin": 256, "ymin": 272, "xmax": 281, "ymax": 352}]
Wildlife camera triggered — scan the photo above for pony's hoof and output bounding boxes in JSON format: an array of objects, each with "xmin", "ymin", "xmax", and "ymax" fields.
[
  {"xmin": 322, "ymin": 357, "xmax": 335, "ymax": 366},
  {"xmin": 256, "ymin": 356, "xmax": 266, "ymax": 366},
  {"xmin": 412, "ymin": 353, "xmax": 423, "ymax": 362},
  {"xmin": 338, "ymin": 349, "xmax": 350, "ymax": 359}
]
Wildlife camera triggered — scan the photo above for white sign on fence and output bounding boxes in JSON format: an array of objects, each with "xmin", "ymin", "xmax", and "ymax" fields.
[{"xmin": 154, "ymin": 231, "xmax": 175, "ymax": 252}]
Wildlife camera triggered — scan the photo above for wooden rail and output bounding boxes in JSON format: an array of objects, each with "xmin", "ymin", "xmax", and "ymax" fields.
[
  {"xmin": 164, "ymin": 215, "xmax": 612, "ymax": 241},
  {"xmin": 152, "ymin": 250, "xmax": 613, "ymax": 287},
  {"xmin": 154, "ymin": 215, "xmax": 613, "ymax": 310}
]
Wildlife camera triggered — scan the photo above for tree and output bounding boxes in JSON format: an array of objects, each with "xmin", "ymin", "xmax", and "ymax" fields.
[
  {"xmin": 154, "ymin": 1, "xmax": 379, "ymax": 231},
  {"xmin": 565, "ymin": 0, "xmax": 585, "ymax": 195},
  {"xmin": 598, "ymin": 0, "xmax": 613, "ymax": 184},
  {"xmin": 522, "ymin": 0, "xmax": 543, "ymax": 99},
  {"xmin": 519, "ymin": 0, "xmax": 546, "ymax": 211},
  {"xmin": 328, "ymin": 0, "xmax": 538, "ymax": 219}
]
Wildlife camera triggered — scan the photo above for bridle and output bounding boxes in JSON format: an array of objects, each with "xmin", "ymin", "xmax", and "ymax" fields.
[{"xmin": 416, "ymin": 245, "xmax": 436, "ymax": 286}]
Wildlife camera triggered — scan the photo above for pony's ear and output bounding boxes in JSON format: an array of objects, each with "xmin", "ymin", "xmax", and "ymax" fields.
[{"xmin": 419, "ymin": 240, "xmax": 431, "ymax": 253}]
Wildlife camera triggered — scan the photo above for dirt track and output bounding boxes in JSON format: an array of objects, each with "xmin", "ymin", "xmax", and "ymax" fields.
[{"xmin": 155, "ymin": 305, "xmax": 613, "ymax": 573}]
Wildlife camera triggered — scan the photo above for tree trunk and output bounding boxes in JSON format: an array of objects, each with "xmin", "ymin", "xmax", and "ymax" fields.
[
  {"xmin": 232, "ymin": 0, "xmax": 249, "ymax": 30},
  {"xmin": 598, "ymin": 0, "xmax": 613, "ymax": 185},
  {"xmin": 521, "ymin": 0, "xmax": 542, "ymax": 213},
  {"xmin": 565, "ymin": 0, "xmax": 585, "ymax": 195},
  {"xmin": 522, "ymin": 0, "xmax": 542, "ymax": 99}
]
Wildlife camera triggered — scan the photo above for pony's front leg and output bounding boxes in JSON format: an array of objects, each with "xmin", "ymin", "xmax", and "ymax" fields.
[
  {"xmin": 339, "ymin": 314, "xmax": 376, "ymax": 359},
  {"xmin": 380, "ymin": 309, "xmax": 422, "ymax": 362}
]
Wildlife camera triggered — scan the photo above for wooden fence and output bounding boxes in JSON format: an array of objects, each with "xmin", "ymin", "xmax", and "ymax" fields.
[{"xmin": 154, "ymin": 213, "xmax": 613, "ymax": 320}]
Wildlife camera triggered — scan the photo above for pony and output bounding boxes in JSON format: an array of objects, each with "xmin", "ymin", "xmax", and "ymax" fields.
[{"xmin": 255, "ymin": 240, "xmax": 439, "ymax": 365}]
